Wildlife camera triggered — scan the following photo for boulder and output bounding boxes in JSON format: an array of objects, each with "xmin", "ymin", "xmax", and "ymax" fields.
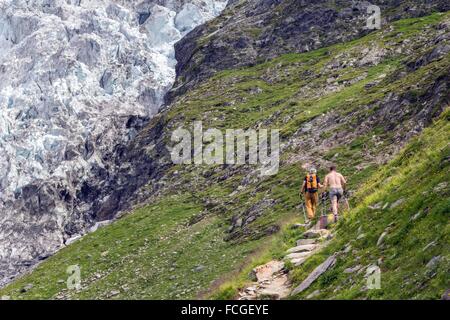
[
  {"xmin": 426, "ymin": 256, "xmax": 441, "ymax": 270},
  {"xmin": 390, "ymin": 198, "xmax": 405, "ymax": 209},
  {"xmin": 433, "ymin": 182, "xmax": 448, "ymax": 193},
  {"xmin": 357, "ymin": 233, "xmax": 366, "ymax": 240},
  {"xmin": 20, "ymin": 283, "xmax": 33, "ymax": 293},
  {"xmin": 291, "ymin": 254, "xmax": 337, "ymax": 296},
  {"xmin": 108, "ymin": 290, "xmax": 120, "ymax": 297},
  {"xmin": 193, "ymin": 265, "xmax": 206, "ymax": 272}
]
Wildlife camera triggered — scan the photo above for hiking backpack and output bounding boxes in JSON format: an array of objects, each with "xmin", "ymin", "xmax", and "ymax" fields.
[{"xmin": 306, "ymin": 174, "xmax": 318, "ymax": 192}]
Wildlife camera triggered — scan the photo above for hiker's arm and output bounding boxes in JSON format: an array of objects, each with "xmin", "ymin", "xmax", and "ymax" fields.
[
  {"xmin": 318, "ymin": 177, "xmax": 324, "ymax": 189},
  {"xmin": 300, "ymin": 181, "xmax": 306, "ymax": 194},
  {"xmin": 341, "ymin": 175, "xmax": 347, "ymax": 190},
  {"xmin": 322, "ymin": 175, "xmax": 328, "ymax": 189}
]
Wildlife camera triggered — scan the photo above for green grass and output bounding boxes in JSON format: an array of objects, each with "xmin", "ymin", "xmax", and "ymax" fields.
[
  {"xmin": 212, "ymin": 109, "xmax": 449, "ymax": 300},
  {"xmin": 287, "ymin": 109, "xmax": 450, "ymax": 300},
  {"xmin": 0, "ymin": 195, "xmax": 264, "ymax": 299}
]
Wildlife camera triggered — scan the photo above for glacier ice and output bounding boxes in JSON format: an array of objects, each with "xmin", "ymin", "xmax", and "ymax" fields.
[{"xmin": 0, "ymin": 0, "xmax": 227, "ymax": 285}]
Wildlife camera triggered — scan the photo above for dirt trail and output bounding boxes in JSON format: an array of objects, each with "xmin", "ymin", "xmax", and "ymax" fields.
[{"xmin": 238, "ymin": 222, "xmax": 333, "ymax": 300}]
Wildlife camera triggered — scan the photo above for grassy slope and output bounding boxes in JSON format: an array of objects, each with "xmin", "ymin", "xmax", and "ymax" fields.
[
  {"xmin": 287, "ymin": 109, "xmax": 450, "ymax": 300},
  {"xmin": 0, "ymin": 13, "xmax": 449, "ymax": 299},
  {"xmin": 0, "ymin": 195, "xmax": 265, "ymax": 299},
  {"xmin": 212, "ymin": 109, "xmax": 450, "ymax": 300}
]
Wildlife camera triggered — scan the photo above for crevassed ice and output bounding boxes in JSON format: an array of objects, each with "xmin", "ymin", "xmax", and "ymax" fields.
[
  {"xmin": 0, "ymin": 0, "xmax": 227, "ymax": 195},
  {"xmin": 0, "ymin": 0, "xmax": 227, "ymax": 284}
]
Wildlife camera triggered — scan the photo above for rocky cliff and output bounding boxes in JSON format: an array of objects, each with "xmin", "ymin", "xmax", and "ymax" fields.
[{"xmin": 167, "ymin": 0, "xmax": 450, "ymax": 101}]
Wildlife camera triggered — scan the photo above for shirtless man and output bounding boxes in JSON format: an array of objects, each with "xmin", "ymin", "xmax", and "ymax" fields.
[{"xmin": 323, "ymin": 165, "xmax": 347, "ymax": 221}]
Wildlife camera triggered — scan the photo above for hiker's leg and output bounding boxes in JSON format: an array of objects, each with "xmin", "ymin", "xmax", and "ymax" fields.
[
  {"xmin": 305, "ymin": 193, "xmax": 314, "ymax": 219},
  {"xmin": 335, "ymin": 189, "xmax": 343, "ymax": 218},
  {"xmin": 312, "ymin": 192, "xmax": 319, "ymax": 218},
  {"xmin": 336, "ymin": 199, "xmax": 340, "ymax": 215},
  {"xmin": 331, "ymin": 196, "xmax": 338, "ymax": 216}
]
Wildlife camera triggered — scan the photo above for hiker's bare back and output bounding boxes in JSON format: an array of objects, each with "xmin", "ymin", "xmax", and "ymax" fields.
[{"xmin": 324, "ymin": 171, "xmax": 346, "ymax": 189}]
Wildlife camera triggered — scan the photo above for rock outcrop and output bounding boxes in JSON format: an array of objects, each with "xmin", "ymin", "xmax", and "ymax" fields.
[{"xmin": 167, "ymin": 0, "xmax": 450, "ymax": 102}]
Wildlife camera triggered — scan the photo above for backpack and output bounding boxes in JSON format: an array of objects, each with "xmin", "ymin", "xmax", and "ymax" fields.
[{"xmin": 306, "ymin": 174, "xmax": 318, "ymax": 192}]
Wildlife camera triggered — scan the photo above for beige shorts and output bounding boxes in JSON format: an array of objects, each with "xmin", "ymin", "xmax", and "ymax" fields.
[{"xmin": 329, "ymin": 188, "xmax": 343, "ymax": 201}]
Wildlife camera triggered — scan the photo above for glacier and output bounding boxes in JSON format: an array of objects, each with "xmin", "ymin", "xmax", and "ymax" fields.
[{"xmin": 0, "ymin": 0, "xmax": 227, "ymax": 285}]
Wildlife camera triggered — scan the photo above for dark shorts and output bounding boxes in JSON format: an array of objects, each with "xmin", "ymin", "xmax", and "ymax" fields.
[{"xmin": 329, "ymin": 188, "xmax": 344, "ymax": 201}]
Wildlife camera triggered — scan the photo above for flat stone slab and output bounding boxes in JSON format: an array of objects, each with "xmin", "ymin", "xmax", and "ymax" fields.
[
  {"xmin": 285, "ymin": 251, "xmax": 312, "ymax": 260},
  {"xmin": 258, "ymin": 276, "xmax": 291, "ymax": 300},
  {"xmin": 296, "ymin": 239, "xmax": 317, "ymax": 246},
  {"xmin": 251, "ymin": 260, "xmax": 285, "ymax": 282},
  {"xmin": 302, "ymin": 229, "xmax": 330, "ymax": 239},
  {"xmin": 65, "ymin": 234, "xmax": 82, "ymax": 246},
  {"xmin": 291, "ymin": 257, "xmax": 308, "ymax": 267},
  {"xmin": 89, "ymin": 220, "xmax": 113, "ymax": 233},
  {"xmin": 291, "ymin": 254, "xmax": 337, "ymax": 296},
  {"xmin": 286, "ymin": 244, "xmax": 317, "ymax": 254},
  {"xmin": 239, "ymin": 263, "xmax": 290, "ymax": 300}
]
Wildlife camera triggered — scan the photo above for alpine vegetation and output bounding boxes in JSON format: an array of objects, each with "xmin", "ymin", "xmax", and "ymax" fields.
[
  {"xmin": 0, "ymin": 0, "xmax": 449, "ymax": 302},
  {"xmin": 170, "ymin": 122, "xmax": 280, "ymax": 176}
]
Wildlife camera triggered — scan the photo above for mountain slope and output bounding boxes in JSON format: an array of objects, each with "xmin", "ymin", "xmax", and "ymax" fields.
[
  {"xmin": 216, "ymin": 108, "xmax": 449, "ymax": 300},
  {"xmin": 1, "ymin": 11, "xmax": 448, "ymax": 299},
  {"xmin": 287, "ymin": 108, "xmax": 449, "ymax": 300},
  {"xmin": 167, "ymin": 0, "xmax": 450, "ymax": 101}
]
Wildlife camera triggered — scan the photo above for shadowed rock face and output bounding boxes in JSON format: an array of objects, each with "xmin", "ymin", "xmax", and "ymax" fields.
[
  {"xmin": 167, "ymin": 0, "xmax": 450, "ymax": 102},
  {"xmin": 0, "ymin": 0, "xmax": 228, "ymax": 285}
]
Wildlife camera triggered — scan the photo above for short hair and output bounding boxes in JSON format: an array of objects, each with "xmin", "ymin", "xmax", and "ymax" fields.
[{"xmin": 330, "ymin": 165, "xmax": 336, "ymax": 171}]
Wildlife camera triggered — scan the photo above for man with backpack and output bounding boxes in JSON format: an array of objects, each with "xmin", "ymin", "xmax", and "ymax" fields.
[{"xmin": 300, "ymin": 167, "xmax": 323, "ymax": 221}]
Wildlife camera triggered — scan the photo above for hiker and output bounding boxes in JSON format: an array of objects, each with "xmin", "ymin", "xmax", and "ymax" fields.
[
  {"xmin": 301, "ymin": 167, "xmax": 323, "ymax": 221},
  {"xmin": 323, "ymin": 165, "xmax": 347, "ymax": 221}
]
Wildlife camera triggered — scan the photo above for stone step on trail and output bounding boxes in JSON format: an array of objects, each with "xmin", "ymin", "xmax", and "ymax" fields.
[
  {"xmin": 257, "ymin": 276, "xmax": 291, "ymax": 300},
  {"xmin": 296, "ymin": 239, "xmax": 317, "ymax": 246},
  {"xmin": 285, "ymin": 233, "xmax": 326, "ymax": 266},
  {"xmin": 291, "ymin": 257, "xmax": 308, "ymax": 267},
  {"xmin": 238, "ymin": 261, "xmax": 291, "ymax": 300},
  {"xmin": 249, "ymin": 261, "xmax": 284, "ymax": 282},
  {"xmin": 238, "ymin": 225, "xmax": 334, "ymax": 300},
  {"xmin": 286, "ymin": 244, "xmax": 318, "ymax": 254},
  {"xmin": 285, "ymin": 251, "xmax": 313, "ymax": 261}
]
